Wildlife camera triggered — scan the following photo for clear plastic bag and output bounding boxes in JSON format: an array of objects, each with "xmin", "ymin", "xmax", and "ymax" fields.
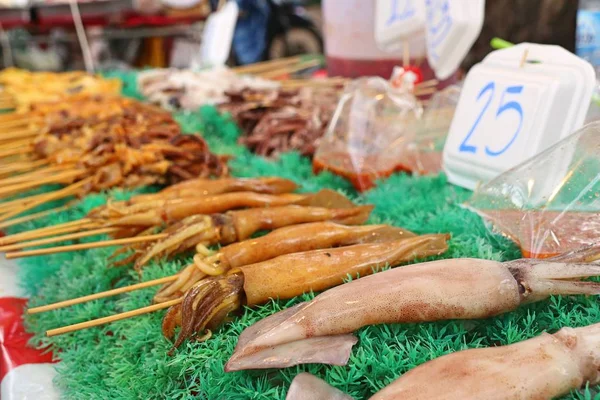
[
  {"xmin": 465, "ymin": 121, "xmax": 600, "ymax": 258},
  {"xmin": 313, "ymin": 76, "xmax": 423, "ymax": 191},
  {"xmin": 397, "ymin": 84, "xmax": 460, "ymax": 175}
]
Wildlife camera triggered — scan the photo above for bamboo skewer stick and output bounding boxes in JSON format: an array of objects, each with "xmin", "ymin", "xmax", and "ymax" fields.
[
  {"xmin": 29, "ymin": 275, "xmax": 178, "ymax": 314},
  {"xmin": 0, "ymin": 137, "xmax": 32, "ymax": 150},
  {"xmin": 0, "ymin": 176, "xmax": 91, "ymax": 223},
  {"xmin": 6, "ymin": 233, "xmax": 169, "ymax": 259},
  {"xmin": 0, "ymin": 159, "xmax": 47, "ymax": 176},
  {"xmin": 0, "ymin": 146, "xmax": 32, "ymax": 159},
  {"xmin": 414, "ymin": 87, "xmax": 438, "ymax": 96},
  {"xmin": 0, "ymin": 219, "xmax": 95, "ymax": 245},
  {"xmin": 415, "ymin": 79, "xmax": 439, "ymax": 89},
  {"xmin": 45, "ymin": 298, "xmax": 182, "ymax": 337},
  {"xmin": 258, "ymin": 59, "xmax": 323, "ymax": 80},
  {"xmin": 0, "ymin": 128, "xmax": 37, "ymax": 142},
  {"xmin": 232, "ymin": 56, "xmax": 303, "ymax": 74},
  {"xmin": 0, "ymin": 112, "xmax": 23, "ymax": 121},
  {"xmin": 0, "ymin": 169, "xmax": 84, "ymax": 199},
  {"xmin": 0, "ymin": 118, "xmax": 31, "ymax": 130},
  {"xmin": 0, "ymin": 203, "xmax": 74, "ymax": 230},
  {"xmin": 0, "ymin": 226, "xmax": 119, "ymax": 252},
  {"xmin": 0, "ymin": 164, "xmax": 77, "ymax": 186}
]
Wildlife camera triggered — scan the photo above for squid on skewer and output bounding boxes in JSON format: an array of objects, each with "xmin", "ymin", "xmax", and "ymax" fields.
[
  {"xmin": 99, "ymin": 177, "xmax": 298, "ymax": 214},
  {"xmin": 91, "ymin": 192, "xmax": 306, "ymax": 225},
  {"xmin": 164, "ymin": 234, "xmax": 449, "ymax": 351},
  {"xmin": 369, "ymin": 322, "xmax": 600, "ymax": 400},
  {"xmin": 112, "ymin": 189, "xmax": 364, "ymax": 268},
  {"xmin": 126, "ymin": 201, "xmax": 374, "ymax": 269},
  {"xmin": 226, "ymin": 247, "xmax": 600, "ymax": 371},
  {"xmin": 154, "ymin": 222, "xmax": 416, "ymax": 303}
]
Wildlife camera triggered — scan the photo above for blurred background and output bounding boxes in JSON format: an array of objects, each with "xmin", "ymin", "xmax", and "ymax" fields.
[{"xmin": 0, "ymin": 0, "xmax": 577, "ymax": 74}]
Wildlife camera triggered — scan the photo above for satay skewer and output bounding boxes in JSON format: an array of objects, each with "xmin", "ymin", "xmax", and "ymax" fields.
[
  {"xmin": 28, "ymin": 275, "xmax": 179, "ymax": 314},
  {"xmin": 0, "ymin": 202, "xmax": 74, "ymax": 230},
  {"xmin": 0, "ymin": 176, "xmax": 90, "ymax": 222},
  {"xmin": 0, "ymin": 219, "xmax": 96, "ymax": 245},
  {"xmin": 45, "ymin": 298, "xmax": 182, "ymax": 337},
  {"xmin": 0, "ymin": 169, "xmax": 84, "ymax": 199},
  {"xmin": 5, "ymin": 233, "xmax": 168, "ymax": 259},
  {"xmin": 0, "ymin": 164, "xmax": 78, "ymax": 186},
  {"xmin": 0, "ymin": 226, "xmax": 120, "ymax": 252}
]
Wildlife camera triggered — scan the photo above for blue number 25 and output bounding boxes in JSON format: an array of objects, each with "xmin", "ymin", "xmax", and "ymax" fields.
[{"xmin": 459, "ymin": 82, "xmax": 524, "ymax": 157}]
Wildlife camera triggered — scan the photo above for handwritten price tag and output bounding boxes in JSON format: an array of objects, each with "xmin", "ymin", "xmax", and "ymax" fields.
[
  {"xmin": 425, "ymin": 0, "xmax": 484, "ymax": 79},
  {"xmin": 443, "ymin": 43, "xmax": 596, "ymax": 190},
  {"xmin": 375, "ymin": 0, "xmax": 425, "ymax": 52}
]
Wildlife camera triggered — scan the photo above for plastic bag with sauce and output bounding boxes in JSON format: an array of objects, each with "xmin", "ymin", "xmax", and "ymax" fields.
[
  {"xmin": 397, "ymin": 84, "xmax": 461, "ymax": 175},
  {"xmin": 313, "ymin": 77, "xmax": 422, "ymax": 191},
  {"xmin": 464, "ymin": 121, "xmax": 600, "ymax": 258}
]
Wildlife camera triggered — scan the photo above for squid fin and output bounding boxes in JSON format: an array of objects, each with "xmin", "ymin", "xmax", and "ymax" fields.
[{"xmin": 225, "ymin": 334, "xmax": 358, "ymax": 372}]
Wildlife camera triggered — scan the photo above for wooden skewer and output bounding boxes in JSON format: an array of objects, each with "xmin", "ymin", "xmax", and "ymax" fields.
[
  {"xmin": 6, "ymin": 233, "xmax": 168, "ymax": 259},
  {"xmin": 0, "ymin": 159, "xmax": 47, "ymax": 176},
  {"xmin": 0, "ymin": 112, "xmax": 23, "ymax": 121},
  {"xmin": 45, "ymin": 298, "xmax": 182, "ymax": 337},
  {"xmin": 0, "ymin": 176, "xmax": 91, "ymax": 223},
  {"xmin": 0, "ymin": 219, "xmax": 95, "ymax": 246},
  {"xmin": 415, "ymin": 79, "xmax": 439, "ymax": 88},
  {"xmin": 0, "ymin": 164, "xmax": 77, "ymax": 186},
  {"xmin": 0, "ymin": 146, "xmax": 32, "ymax": 159},
  {"xmin": 0, "ymin": 203, "xmax": 74, "ymax": 230},
  {"xmin": 258, "ymin": 59, "xmax": 323, "ymax": 80},
  {"xmin": 414, "ymin": 87, "xmax": 438, "ymax": 96},
  {"xmin": 0, "ymin": 226, "xmax": 119, "ymax": 252},
  {"xmin": 0, "ymin": 169, "xmax": 84, "ymax": 199},
  {"xmin": 29, "ymin": 275, "xmax": 178, "ymax": 314},
  {"xmin": 0, "ymin": 128, "xmax": 36, "ymax": 142},
  {"xmin": 0, "ymin": 137, "xmax": 33, "ymax": 150},
  {"xmin": 232, "ymin": 56, "xmax": 303, "ymax": 74},
  {"xmin": 0, "ymin": 118, "xmax": 30, "ymax": 130},
  {"xmin": 279, "ymin": 78, "xmax": 349, "ymax": 88}
]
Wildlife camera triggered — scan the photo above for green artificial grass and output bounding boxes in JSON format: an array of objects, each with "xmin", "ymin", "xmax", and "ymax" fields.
[{"xmin": 10, "ymin": 74, "xmax": 600, "ymax": 399}]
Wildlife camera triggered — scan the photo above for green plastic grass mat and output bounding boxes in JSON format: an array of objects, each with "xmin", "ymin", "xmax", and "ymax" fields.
[{"xmin": 11, "ymin": 76, "xmax": 600, "ymax": 399}]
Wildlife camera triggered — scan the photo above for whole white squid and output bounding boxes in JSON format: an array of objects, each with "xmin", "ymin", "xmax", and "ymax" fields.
[
  {"xmin": 285, "ymin": 322, "xmax": 600, "ymax": 400},
  {"xmin": 226, "ymin": 245, "xmax": 600, "ymax": 371}
]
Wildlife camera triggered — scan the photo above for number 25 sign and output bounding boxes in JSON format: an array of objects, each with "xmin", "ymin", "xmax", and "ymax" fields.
[{"xmin": 443, "ymin": 43, "xmax": 595, "ymax": 190}]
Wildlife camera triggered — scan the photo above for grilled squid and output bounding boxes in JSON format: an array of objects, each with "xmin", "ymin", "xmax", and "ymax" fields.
[
  {"xmin": 102, "ymin": 177, "xmax": 298, "ymax": 210},
  {"xmin": 164, "ymin": 235, "xmax": 449, "ymax": 351},
  {"xmin": 153, "ymin": 222, "xmax": 415, "ymax": 303},
  {"xmin": 93, "ymin": 188, "xmax": 352, "ymax": 227},
  {"xmin": 226, "ymin": 248, "xmax": 600, "ymax": 371},
  {"xmin": 130, "ymin": 203, "xmax": 374, "ymax": 269},
  {"xmin": 370, "ymin": 322, "xmax": 600, "ymax": 400}
]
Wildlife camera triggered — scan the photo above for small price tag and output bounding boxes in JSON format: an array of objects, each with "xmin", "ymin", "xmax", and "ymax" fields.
[
  {"xmin": 374, "ymin": 0, "xmax": 425, "ymax": 52},
  {"xmin": 198, "ymin": 1, "xmax": 239, "ymax": 68},
  {"xmin": 443, "ymin": 43, "xmax": 596, "ymax": 190},
  {"xmin": 425, "ymin": 0, "xmax": 485, "ymax": 79}
]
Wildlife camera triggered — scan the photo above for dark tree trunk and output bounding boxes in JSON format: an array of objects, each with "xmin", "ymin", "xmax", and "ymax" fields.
[{"xmin": 463, "ymin": 0, "xmax": 578, "ymax": 71}]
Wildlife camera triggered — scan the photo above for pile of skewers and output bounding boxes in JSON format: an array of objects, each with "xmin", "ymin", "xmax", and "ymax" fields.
[
  {"xmin": 13, "ymin": 177, "xmax": 449, "ymax": 351},
  {"xmin": 0, "ymin": 68, "xmax": 122, "ymax": 111},
  {"xmin": 0, "ymin": 93, "xmax": 228, "ymax": 225},
  {"xmin": 219, "ymin": 86, "xmax": 341, "ymax": 158}
]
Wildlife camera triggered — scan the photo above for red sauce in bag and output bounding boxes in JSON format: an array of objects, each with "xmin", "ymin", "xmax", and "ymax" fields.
[{"xmin": 477, "ymin": 209, "xmax": 600, "ymax": 259}]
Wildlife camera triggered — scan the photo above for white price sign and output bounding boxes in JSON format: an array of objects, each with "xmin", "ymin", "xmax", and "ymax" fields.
[
  {"xmin": 375, "ymin": 0, "xmax": 425, "ymax": 52},
  {"xmin": 425, "ymin": 0, "xmax": 484, "ymax": 79},
  {"xmin": 443, "ymin": 43, "xmax": 596, "ymax": 190}
]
